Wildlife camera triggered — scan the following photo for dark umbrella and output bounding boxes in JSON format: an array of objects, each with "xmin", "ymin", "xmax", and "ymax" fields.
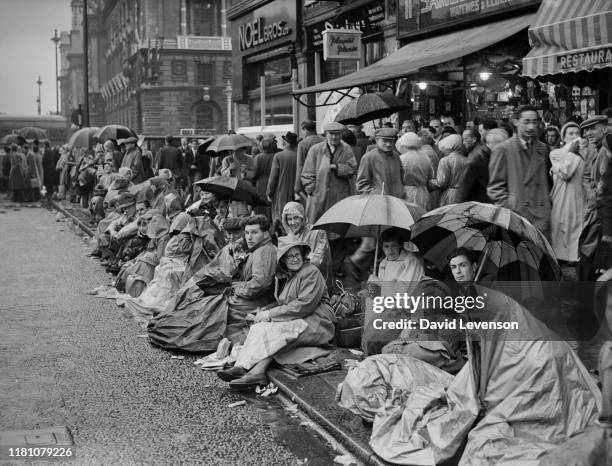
[
  {"xmin": 194, "ymin": 175, "xmax": 262, "ymax": 205},
  {"xmin": 18, "ymin": 126, "xmax": 47, "ymax": 141},
  {"xmin": 0, "ymin": 133, "xmax": 20, "ymax": 144},
  {"xmin": 95, "ymin": 125, "xmax": 137, "ymax": 143},
  {"xmin": 334, "ymin": 92, "xmax": 411, "ymax": 125},
  {"xmin": 67, "ymin": 127, "xmax": 100, "ymax": 149},
  {"xmin": 207, "ymin": 134, "xmax": 254, "ymax": 153}
]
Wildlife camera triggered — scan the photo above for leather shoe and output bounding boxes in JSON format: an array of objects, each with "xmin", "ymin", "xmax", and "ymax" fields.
[
  {"xmin": 229, "ymin": 372, "xmax": 268, "ymax": 390},
  {"xmin": 217, "ymin": 365, "xmax": 247, "ymax": 382}
]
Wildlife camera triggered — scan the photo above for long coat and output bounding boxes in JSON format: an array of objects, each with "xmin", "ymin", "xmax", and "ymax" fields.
[
  {"xmin": 251, "ymin": 151, "xmax": 275, "ymax": 218},
  {"xmin": 267, "ymin": 147, "xmax": 297, "ymax": 224},
  {"xmin": 121, "ymin": 148, "xmax": 146, "ymax": 184},
  {"xmin": 294, "ymin": 134, "xmax": 324, "ymax": 194},
  {"xmin": 487, "ymin": 135, "xmax": 551, "ymax": 237},
  {"xmin": 301, "ymin": 140, "xmax": 357, "ymax": 223},
  {"xmin": 356, "ymin": 148, "xmax": 404, "ymax": 198}
]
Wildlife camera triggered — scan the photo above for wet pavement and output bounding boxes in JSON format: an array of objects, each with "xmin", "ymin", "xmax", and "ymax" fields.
[{"xmin": 0, "ymin": 199, "xmax": 339, "ymax": 465}]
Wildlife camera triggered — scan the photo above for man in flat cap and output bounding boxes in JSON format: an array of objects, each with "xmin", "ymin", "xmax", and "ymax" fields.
[
  {"xmin": 579, "ymin": 115, "xmax": 612, "ymax": 280},
  {"xmin": 121, "ymin": 136, "xmax": 146, "ymax": 184},
  {"xmin": 294, "ymin": 120, "xmax": 324, "ymax": 203},
  {"xmin": 300, "ymin": 121, "xmax": 357, "ymax": 223}
]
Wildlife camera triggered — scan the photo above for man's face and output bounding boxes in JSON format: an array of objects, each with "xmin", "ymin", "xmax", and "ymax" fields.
[
  {"xmin": 326, "ymin": 131, "xmax": 342, "ymax": 147},
  {"xmin": 514, "ymin": 110, "xmax": 539, "ymax": 140},
  {"xmin": 376, "ymin": 137, "xmax": 395, "ymax": 153},
  {"xmin": 136, "ymin": 203, "xmax": 148, "ymax": 218},
  {"xmin": 584, "ymin": 123, "xmax": 606, "ymax": 147},
  {"xmin": 286, "ymin": 214, "xmax": 304, "ymax": 234},
  {"xmin": 430, "ymin": 120, "xmax": 442, "ymax": 136},
  {"xmin": 382, "ymin": 241, "xmax": 401, "ymax": 261},
  {"xmin": 450, "ymin": 255, "xmax": 476, "ymax": 283},
  {"xmin": 462, "ymin": 130, "xmax": 477, "ymax": 151},
  {"xmin": 546, "ymin": 130, "xmax": 560, "ymax": 146},
  {"xmin": 181, "ymin": 138, "xmax": 188, "ymax": 147},
  {"xmin": 564, "ymin": 127, "xmax": 581, "ymax": 143},
  {"xmin": 244, "ymin": 224, "xmax": 265, "ymax": 249},
  {"xmin": 401, "ymin": 121, "xmax": 415, "ymax": 134}
]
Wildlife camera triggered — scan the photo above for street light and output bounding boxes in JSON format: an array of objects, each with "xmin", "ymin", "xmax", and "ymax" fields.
[
  {"xmin": 417, "ymin": 81, "xmax": 427, "ymax": 91},
  {"xmin": 51, "ymin": 29, "xmax": 60, "ymax": 114}
]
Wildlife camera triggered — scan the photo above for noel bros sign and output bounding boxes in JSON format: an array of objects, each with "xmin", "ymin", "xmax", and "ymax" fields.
[
  {"xmin": 238, "ymin": 17, "xmax": 292, "ymax": 51},
  {"xmin": 322, "ymin": 29, "xmax": 363, "ymax": 61}
]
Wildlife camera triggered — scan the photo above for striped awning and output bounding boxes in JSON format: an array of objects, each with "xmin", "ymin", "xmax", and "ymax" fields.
[{"xmin": 523, "ymin": 0, "xmax": 612, "ymax": 78}]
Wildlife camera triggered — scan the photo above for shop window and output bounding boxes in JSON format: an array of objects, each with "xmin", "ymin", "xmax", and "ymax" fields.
[
  {"xmin": 193, "ymin": 101, "xmax": 219, "ymax": 131},
  {"xmin": 196, "ymin": 63, "xmax": 214, "ymax": 86},
  {"xmin": 250, "ymin": 94, "xmax": 293, "ymax": 126},
  {"xmin": 323, "ymin": 59, "xmax": 358, "ymax": 83},
  {"xmin": 187, "ymin": 0, "xmax": 221, "ymax": 36},
  {"xmin": 245, "ymin": 55, "xmax": 291, "ymax": 90}
]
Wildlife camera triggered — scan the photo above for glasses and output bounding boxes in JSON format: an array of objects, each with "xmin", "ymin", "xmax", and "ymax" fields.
[{"xmin": 285, "ymin": 253, "xmax": 302, "ymax": 262}]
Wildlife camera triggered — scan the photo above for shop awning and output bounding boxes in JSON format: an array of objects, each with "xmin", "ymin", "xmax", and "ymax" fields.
[
  {"xmin": 523, "ymin": 0, "xmax": 612, "ymax": 78},
  {"xmin": 293, "ymin": 13, "xmax": 534, "ymax": 97}
]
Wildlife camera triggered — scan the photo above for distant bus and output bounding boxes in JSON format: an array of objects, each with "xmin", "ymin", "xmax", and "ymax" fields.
[{"xmin": 0, "ymin": 114, "xmax": 71, "ymax": 146}]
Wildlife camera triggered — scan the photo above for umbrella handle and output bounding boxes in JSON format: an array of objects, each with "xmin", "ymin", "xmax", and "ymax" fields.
[{"xmin": 474, "ymin": 233, "xmax": 494, "ymax": 281}]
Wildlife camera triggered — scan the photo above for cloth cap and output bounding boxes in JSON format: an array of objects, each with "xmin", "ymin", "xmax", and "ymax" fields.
[
  {"xmin": 438, "ymin": 134, "xmax": 463, "ymax": 155},
  {"xmin": 116, "ymin": 192, "xmax": 137, "ymax": 209},
  {"xmin": 580, "ymin": 115, "xmax": 607, "ymax": 129},
  {"xmin": 301, "ymin": 120, "xmax": 316, "ymax": 131},
  {"xmin": 282, "ymin": 131, "xmax": 298, "ymax": 145},
  {"xmin": 323, "ymin": 121, "xmax": 345, "ymax": 133},
  {"xmin": 375, "ymin": 128, "xmax": 399, "ymax": 139},
  {"xmin": 124, "ymin": 136, "xmax": 138, "ymax": 144},
  {"xmin": 117, "ymin": 138, "xmax": 126, "ymax": 146},
  {"xmin": 396, "ymin": 132, "xmax": 421, "ymax": 152}
]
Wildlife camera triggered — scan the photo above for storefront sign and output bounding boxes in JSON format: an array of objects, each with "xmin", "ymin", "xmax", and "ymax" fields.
[
  {"xmin": 310, "ymin": 3, "xmax": 385, "ymax": 46},
  {"xmin": 397, "ymin": 0, "xmax": 540, "ymax": 38},
  {"xmin": 322, "ymin": 29, "xmax": 363, "ymax": 61},
  {"xmin": 238, "ymin": 18, "xmax": 292, "ymax": 51},
  {"xmin": 557, "ymin": 46, "xmax": 612, "ymax": 72}
]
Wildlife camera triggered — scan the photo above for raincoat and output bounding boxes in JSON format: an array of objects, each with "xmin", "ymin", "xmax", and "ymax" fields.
[
  {"xmin": 399, "ymin": 149, "xmax": 434, "ymax": 211},
  {"xmin": 181, "ymin": 214, "xmax": 226, "ymax": 284},
  {"xmin": 234, "ymin": 241, "xmax": 335, "ymax": 370},
  {"xmin": 8, "ymin": 149, "xmax": 28, "ymax": 191},
  {"xmin": 356, "ymin": 148, "xmax": 404, "ymax": 198},
  {"xmin": 121, "ymin": 147, "xmax": 145, "ymax": 184},
  {"xmin": 267, "ymin": 147, "xmax": 297, "ymax": 224},
  {"xmin": 295, "ymin": 134, "xmax": 324, "ymax": 194},
  {"xmin": 301, "ymin": 140, "xmax": 357, "ymax": 223},
  {"xmin": 429, "ymin": 151, "xmax": 470, "ymax": 206}
]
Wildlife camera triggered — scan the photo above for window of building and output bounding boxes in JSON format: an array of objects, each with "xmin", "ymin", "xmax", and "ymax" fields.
[
  {"xmin": 245, "ymin": 55, "xmax": 291, "ymax": 91},
  {"xmin": 187, "ymin": 0, "xmax": 221, "ymax": 36},
  {"xmin": 193, "ymin": 102, "xmax": 219, "ymax": 130},
  {"xmin": 196, "ymin": 63, "xmax": 214, "ymax": 86},
  {"xmin": 250, "ymin": 94, "xmax": 293, "ymax": 126}
]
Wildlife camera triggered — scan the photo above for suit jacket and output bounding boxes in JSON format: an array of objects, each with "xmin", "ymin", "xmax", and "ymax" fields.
[{"xmin": 487, "ymin": 135, "xmax": 551, "ymax": 236}]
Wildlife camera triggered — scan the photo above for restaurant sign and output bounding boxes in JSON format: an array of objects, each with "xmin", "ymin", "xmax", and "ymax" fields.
[
  {"xmin": 322, "ymin": 29, "xmax": 363, "ymax": 61},
  {"xmin": 558, "ymin": 46, "xmax": 612, "ymax": 72},
  {"xmin": 398, "ymin": 0, "xmax": 540, "ymax": 38}
]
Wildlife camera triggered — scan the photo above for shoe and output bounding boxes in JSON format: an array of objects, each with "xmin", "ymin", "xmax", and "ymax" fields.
[
  {"xmin": 88, "ymin": 250, "xmax": 102, "ymax": 258},
  {"xmin": 106, "ymin": 265, "xmax": 120, "ymax": 274},
  {"xmin": 228, "ymin": 372, "xmax": 268, "ymax": 390},
  {"xmin": 217, "ymin": 366, "xmax": 247, "ymax": 382}
]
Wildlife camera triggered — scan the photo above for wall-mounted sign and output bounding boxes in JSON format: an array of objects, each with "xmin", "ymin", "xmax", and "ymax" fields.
[
  {"xmin": 238, "ymin": 18, "xmax": 292, "ymax": 51},
  {"xmin": 557, "ymin": 46, "xmax": 612, "ymax": 72},
  {"xmin": 397, "ymin": 0, "xmax": 540, "ymax": 39},
  {"xmin": 322, "ymin": 29, "xmax": 363, "ymax": 61},
  {"xmin": 310, "ymin": 2, "xmax": 385, "ymax": 46}
]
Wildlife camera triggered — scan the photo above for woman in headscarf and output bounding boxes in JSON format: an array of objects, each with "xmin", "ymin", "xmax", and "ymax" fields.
[
  {"xmin": 8, "ymin": 144, "xmax": 28, "ymax": 202},
  {"xmin": 217, "ymin": 241, "xmax": 335, "ymax": 389},
  {"xmin": 396, "ymin": 132, "xmax": 434, "ymax": 211},
  {"xmin": 428, "ymin": 134, "xmax": 470, "ymax": 206},
  {"xmin": 280, "ymin": 201, "xmax": 332, "ymax": 285},
  {"xmin": 123, "ymin": 212, "xmax": 194, "ymax": 321},
  {"xmin": 549, "ymin": 121, "xmax": 587, "ymax": 263}
]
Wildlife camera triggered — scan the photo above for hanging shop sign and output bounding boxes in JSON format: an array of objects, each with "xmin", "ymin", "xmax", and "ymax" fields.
[
  {"xmin": 557, "ymin": 46, "xmax": 612, "ymax": 73},
  {"xmin": 397, "ymin": 0, "xmax": 540, "ymax": 39},
  {"xmin": 310, "ymin": 3, "xmax": 385, "ymax": 47},
  {"xmin": 322, "ymin": 29, "xmax": 363, "ymax": 61}
]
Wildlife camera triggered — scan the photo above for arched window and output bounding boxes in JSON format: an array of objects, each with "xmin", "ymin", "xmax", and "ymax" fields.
[{"xmin": 192, "ymin": 101, "xmax": 220, "ymax": 132}]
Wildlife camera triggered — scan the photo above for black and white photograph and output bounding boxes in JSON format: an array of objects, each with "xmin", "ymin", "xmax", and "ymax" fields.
[{"xmin": 1, "ymin": 0, "xmax": 611, "ymax": 464}]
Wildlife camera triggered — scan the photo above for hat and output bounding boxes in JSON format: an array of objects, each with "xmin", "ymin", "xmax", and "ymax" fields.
[
  {"xmin": 301, "ymin": 120, "xmax": 316, "ymax": 131},
  {"xmin": 124, "ymin": 136, "xmax": 138, "ymax": 144},
  {"xmin": 116, "ymin": 192, "xmax": 137, "ymax": 209},
  {"xmin": 282, "ymin": 131, "xmax": 298, "ymax": 145},
  {"xmin": 438, "ymin": 134, "xmax": 463, "ymax": 155},
  {"xmin": 276, "ymin": 238, "xmax": 311, "ymax": 267},
  {"xmin": 158, "ymin": 168, "xmax": 173, "ymax": 179},
  {"xmin": 117, "ymin": 138, "xmax": 126, "ymax": 146},
  {"xmin": 580, "ymin": 115, "xmax": 607, "ymax": 130},
  {"xmin": 560, "ymin": 121, "xmax": 580, "ymax": 140},
  {"xmin": 396, "ymin": 132, "xmax": 421, "ymax": 152},
  {"xmin": 323, "ymin": 121, "xmax": 345, "ymax": 133},
  {"xmin": 261, "ymin": 138, "xmax": 277, "ymax": 152},
  {"xmin": 375, "ymin": 127, "xmax": 399, "ymax": 139}
]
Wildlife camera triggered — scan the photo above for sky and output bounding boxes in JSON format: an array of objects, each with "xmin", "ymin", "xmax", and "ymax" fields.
[{"xmin": 0, "ymin": 0, "xmax": 72, "ymax": 115}]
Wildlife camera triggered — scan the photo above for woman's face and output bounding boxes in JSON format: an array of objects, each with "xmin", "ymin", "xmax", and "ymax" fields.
[
  {"xmin": 382, "ymin": 241, "xmax": 401, "ymax": 261},
  {"xmin": 283, "ymin": 247, "xmax": 304, "ymax": 272},
  {"xmin": 217, "ymin": 200, "xmax": 229, "ymax": 217},
  {"xmin": 564, "ymin": 127, "xmax": 581, "ymax": 144},
  {"xmin": 138, "ymin": 219, "xmax": 149, "ymax": 234},
  {"xmin": 286, "ymin": 214, "xmax": 304, "ymax": 234}
]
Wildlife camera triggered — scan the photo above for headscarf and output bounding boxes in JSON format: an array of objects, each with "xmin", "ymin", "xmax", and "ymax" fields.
[
  {"xmin": 275, "ymin": 239, "xmax": 311, "ymax": 277},
  {"xmin": 396, "ymin": 132, "xmax": 421, "ymax": 153},
  {"xmin": 281, "ymin": 201, "xmax": 307, "ymax": 235},
  {"xmin": 438, "ymin": 134, "xmax": 463, "ymax": 156},
  {"xmin": 560, "ymin": 121, "xmax": 580, "ymax": 141}
]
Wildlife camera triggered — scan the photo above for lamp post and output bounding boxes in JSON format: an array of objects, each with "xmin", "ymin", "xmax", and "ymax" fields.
[
  {"xmin": 36, "ymin": 76, "xmax": 43, "ymax": 115},
  {"xmin": 51, "ymin": 29, "xmax": 60, "ymax": 114},
  {"xmin": 224, "ymin": 80, "xmax": 232, "ymax": 132}
]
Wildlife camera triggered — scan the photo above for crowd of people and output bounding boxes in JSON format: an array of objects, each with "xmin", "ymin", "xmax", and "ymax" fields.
[{"xmin": 2, "ymin": 106, "xmax": 612, "ymax": 461}]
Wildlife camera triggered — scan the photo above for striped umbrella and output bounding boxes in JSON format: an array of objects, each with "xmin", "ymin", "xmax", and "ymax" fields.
[{"xmin": 410, "ymin": 202, "xmax": 561, "ymax": 282}]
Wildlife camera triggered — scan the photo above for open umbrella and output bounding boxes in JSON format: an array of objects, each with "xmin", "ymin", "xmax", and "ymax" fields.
[
  {"xmin": 206, "ymin": 134, "xmax": 254, "ymax": 153},
  {"xmin": 18, "ymin": 126, "xmax": 47, "ymax": 141},
  {"xmin": 410, "ymin": 202, "xmax": 561, "ymax": 282},
  {"xmin": 313, "ymin": 194, "xmax": 424, "ymax": 273},
  {"xmin": 96, "ymin": 124, "xmax": 137, "ymax": 143},
  {"xmin": 0, "ymin": 133, "xmax": 20, "ymax": 145},
  {"xmin": 334, "ymin": 92, "xmax": 411, "ymax": 125},
  {"xmin": 67, "ymin": 127, "xmax": 100, "ymax": 149},
  {"xmin": 194, "ymin": 175, "xmax": 261, "ymax": 205}
]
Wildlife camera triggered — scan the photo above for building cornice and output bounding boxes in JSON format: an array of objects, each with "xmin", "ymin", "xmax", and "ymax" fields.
[{"xmin": 227, "ymin": 0, "xmax": 274, "ymax": 20}]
